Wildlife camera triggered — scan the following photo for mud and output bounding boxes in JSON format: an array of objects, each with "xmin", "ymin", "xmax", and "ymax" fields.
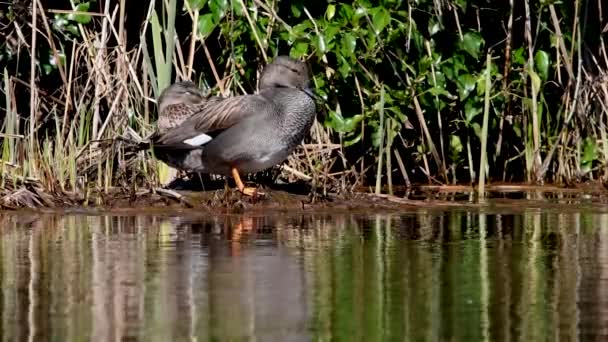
[{"xmin": 3, "ymin": 177, "xmax": 608, "ymax": 214}]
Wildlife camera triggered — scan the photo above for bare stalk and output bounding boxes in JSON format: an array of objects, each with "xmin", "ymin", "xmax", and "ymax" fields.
[
  {"xmin": 92, "ymin": 0, "xmax": 111, "ymax": 141},
  {"xmin": 478, "ymin": 53, "xmax": 493, "ymax": 201},
  {"xmin": 524, "ymin": 0, "xmax": 541, "ymax": 180},
  {"xmin": 496, "ymin": 0, "xmax": 514, "ymax": 161},
  {"xmin": 375, "ymin": 86, "xmax": 386, "ymax": 194},
  {"xmin": 29, "ymin": 0, "xmax": 39, "ymax": 169},
  {"xmin": 425, "ymin": 40, "xmax": 447, "ymax": 180}
]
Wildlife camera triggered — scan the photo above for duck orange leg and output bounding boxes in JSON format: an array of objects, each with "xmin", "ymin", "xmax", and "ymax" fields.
[{"xmin": 231, "ymin": 168, "xmax": 264, "ymax": 197}]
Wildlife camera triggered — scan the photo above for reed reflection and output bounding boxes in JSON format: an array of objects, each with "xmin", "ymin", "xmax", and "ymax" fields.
[{"xmin": 0, "ymin": 209, "xmax": 607, "ymax": 340}]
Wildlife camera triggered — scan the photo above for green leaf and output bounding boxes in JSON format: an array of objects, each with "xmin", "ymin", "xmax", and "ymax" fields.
[
  {"xmin": 458, "ymin": 32, "xmax": 483, "ymax": 59},
  {"xmin": 69, "ymin": 2, "xmax": 92, "ymax": 24},
  {"xmin": 457, "ymin": 73, "xmax": 476, "ymax": 100},
  {"xmin": 471, "ymin": 122, "xmax": 482, "ymax": 140},
  {"xmin": 209, "ymin": 0, "xmax": 228, "ymax": 19},
  {"xmin": 534, "ymin": 50, "xmax": 550, "ymax": 81},
  {"xmin": 450, "ymin": 135, "xmax": 463, "ymax": 159},
  {"xmin": 428, "ymin": 20, "xmax": 441, "ymax": 36},
  {"xmin": 312, "ymin": 35, "xmax": 328, "ymax": 54},
  {"xmin": 337, "ymin": 55, "xmax": 352, "ymax": 78},
  {"xmin": 65, "ymin": 24, "xmax": 80, "ymax": 36},
  {"xmin": 326, "ymin": 111, "xmax": 364, "ymax": 133},
  {"xmin": 291, "ymin": 22, "xmax": 311, "ymax": 38},
  {"xmin": 339, "ymin": 4, "xmax": 354, "ymax": 21},
  {"xmin": 340, "ymin": 33, "xmax": 357, "ymax": 56},
  {"xmin": 529, "ymin": 69, "xmax": 541, "ymax": 97},
  {"xmin": 290, "ymin": 41, "xmax": 309, "ymax": 58},
  {"xmin": 198, "ymin": 13, "xmax": 218, "ymax": 38},
  {"xmin": 187, "ymin": 0, "xmax": 208, "ymax": 10},
  {"xmin": 464, "ymin": 100, "xmax": 482, "ymax": 123},
  {"xmin": 326, "ymin": 4, "xmax": 336, "ymax": 20},
  {"xmin": 344, "ymin": 132, "xmax": 363, "ymax": 147},
  {"xmin": 231, "ymin": 0, "xmax": 243, "ymax": 16},
  {"xmin": 582, "ymin": 137, "xmax": 598, "ymax": 166},
  {"xmin": 291, "ymin": 4, "xmax": 302, "ymax": 17},
  {"xmin": 371, "ymin": 7, "xmax": 390, "ymax": 34}
]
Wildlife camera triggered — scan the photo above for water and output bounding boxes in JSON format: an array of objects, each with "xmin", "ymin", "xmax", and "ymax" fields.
[{"xmin": 1, "ymin": 207, "xmax": 607, "ymax": 341}]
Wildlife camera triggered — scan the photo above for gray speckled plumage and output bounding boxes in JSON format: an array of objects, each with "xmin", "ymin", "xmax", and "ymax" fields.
[{"xmin": 150, "ymin": 56, "xmax": 316, "ymax": 177}]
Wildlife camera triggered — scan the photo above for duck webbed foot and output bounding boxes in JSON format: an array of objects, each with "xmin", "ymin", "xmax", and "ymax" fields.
[{"xmin": 231, "ymin": 168, "xmax": 265, "ymax": 198}]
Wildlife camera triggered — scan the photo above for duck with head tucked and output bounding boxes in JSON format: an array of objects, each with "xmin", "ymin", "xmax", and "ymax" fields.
[{"xmin": 148, "ymin": 56, "xmax": 317, "ymax": 197}]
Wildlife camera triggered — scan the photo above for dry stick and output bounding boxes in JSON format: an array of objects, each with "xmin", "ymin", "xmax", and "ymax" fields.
[
  {"xmin": 154, "ymin": 188, "xmax": 194, "ymax": 208},
  {"xmin": 412, "ymin": 94, "xmax": 444, "ymax": 178},
  {"xmin": 478, "ymin": 53, "xmax": 493, "ymax": 202},
  {"xmin": 35, "ymin": 0, "xmax": 68, "ymax": 87},
  {"xmin": 183, "ymin": 1, "xmax": 199, "ymax": 80},
  {"xmin": 11, "ymin": 78, "xmax": 66, "ymax": 107},
  {"xmin": 164, "ymin": 0, "xmax": 178, "ymax": 82},
  {"xmin": 394, "ymin": 150, "xmax": 411, "ymax": 188},
  {"xmin": 239, "ymin": 0, "xmax": 267, "ymax": 62},
  {"xmin": 601, "ymin": 117, "xmax": 608, "ymax": 182},
  {"xmin": 173, "ymin": 36, "xmax": 188, "ymax": 79},
  {"xmin": 254, "ymin": 0, "xmax": 291, "ymax": 31},
  {"xmin": 96, "ymin": 87, "xmax": 125, "ymax": 140},
  {"xmin": 61, "ymin": 42, "xmax": 77, "ymax": 140},
  {"xmin": 524, "ymin": 0, "xmax": 541, "ymax": 180},
  {"xmin": 92, "ymin": 0, "xmax": 111, "ymax": 141},
  {"xmin": 375, "ymin": 86, "xmax": 386, "ymax": 194},
  {"xmin": 117, "ymin": 0, "xmax": 128, "ymax": 129},
  {"xmin": 104, "ymin": 12, "xmax": 145, "ymax": 98},
  {"xmin": 549, "ymin": 5, "xmax": 575, "ymax": 80},
  {"xmin": 496, "ymin": 0, "xmax": 514, "ymax": 162},
  {"xmin": 599, "ymin": 82, "xmax": 608, "ymax": 181},
  {"xmin": 354, "ymin": 75, "xmax": 366, "ymax": 181},
  {"xmin": 598, "ymin": 0, "xmax": 608, "ymax": 68},
  {"xmin": 386, "ymin": 119, "xmax": 393, "ymax": 195},
  {"xmin": 29, "ymin": 0, "xmax": 38, "ymax": 172},
  {"xmin": 202, "ymin": 41, "xmax": 225, "ymax": 95},
  {"xmin": 539, "ymin": 26, "xmax": 584, "ymax": 179},
  {"xmin": 452, "ymin": 7, "xmax": 464, "ymax": 40},
  {"xmin": 425, "ymin": 40, "xmax": 447, "ymax": 180},
  {"xmin": 282, "ymin": 165, "xmax": 312, "ymax": 181}
]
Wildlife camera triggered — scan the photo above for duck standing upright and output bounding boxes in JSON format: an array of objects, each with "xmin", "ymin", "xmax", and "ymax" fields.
[{"xmin": 149, "ymin": 56, "xmax": 317, "ymax": 196}]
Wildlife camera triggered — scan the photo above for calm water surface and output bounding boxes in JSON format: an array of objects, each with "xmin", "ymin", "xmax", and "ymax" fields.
[{"xmin": 1, "ymin": 206, "xmax": 608, "ymax": 341}]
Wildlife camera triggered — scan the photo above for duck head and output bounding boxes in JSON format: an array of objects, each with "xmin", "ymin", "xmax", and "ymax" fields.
[
  {"xmin": 157, "ymin": 81, "xmax": 206, "ymax": 115},
  {"xmin": 258, "ymin": 56, "xmax": 315, "ymax": 99}
]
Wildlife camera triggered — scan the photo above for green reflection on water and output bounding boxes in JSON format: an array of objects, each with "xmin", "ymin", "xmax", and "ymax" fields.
[{"xmin": 0, "ymin": 208, "xmax": 607, "ymax": 341}]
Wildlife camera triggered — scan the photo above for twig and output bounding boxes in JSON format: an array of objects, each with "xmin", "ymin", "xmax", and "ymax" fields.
[
  {"xmin": 239, "ymin": 0, "xmax": 268, "ymax": 62},
  {"xmin": 29, "ymin": 0, "xmax": 38, "ymax": 159},
  {"xmin": 154, "ymin": 188, "xmax": 194, "ymax": 208},
  {"xmin": 282, "ymin": 165, "xmax": 312, "ymax": 181}
]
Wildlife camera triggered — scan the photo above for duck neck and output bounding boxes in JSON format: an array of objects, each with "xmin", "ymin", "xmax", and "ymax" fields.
[{"xmin": 264, "ymin": 88, "xmax": 316, "ymax": 143}]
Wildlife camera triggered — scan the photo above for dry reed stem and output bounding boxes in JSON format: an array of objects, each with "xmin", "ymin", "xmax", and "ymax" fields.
[
  {"xmin": 412, "ymin": 93, "xmax": 444, "ymax": 177},
  {"xmin": 29, "ymin": 0, "xmax": 38, "ymax": 164},
  {"xmin": 239, "ymin": 0, "xmax": 268, "ymax": 63},
  {"xmin": 524, "ymin": 0, "xmax": 541, "ymax": 179}
]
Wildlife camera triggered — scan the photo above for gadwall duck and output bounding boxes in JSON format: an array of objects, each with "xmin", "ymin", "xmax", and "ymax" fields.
[
  {"xmin": 156, "ymin": 81, "xmax": 211, "ymax": 133},
  {"xmin": 149, "ymin": 56, "xmax": 316, "ymax": 196}
]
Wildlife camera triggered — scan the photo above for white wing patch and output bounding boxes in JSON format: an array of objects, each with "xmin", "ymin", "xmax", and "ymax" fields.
[{"xmin": 183, "ymin": 133, "xmax": 213, "ymax": 146}]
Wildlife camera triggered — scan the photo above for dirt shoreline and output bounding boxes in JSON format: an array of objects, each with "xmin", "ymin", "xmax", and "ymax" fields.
[{"xmin": 3, "ymin": 182, "xmax": 608, "ymax": 215}]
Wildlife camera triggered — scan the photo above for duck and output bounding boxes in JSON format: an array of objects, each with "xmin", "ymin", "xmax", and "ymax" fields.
[
  {"xmin": 148, "ymin": 55, "xmax": 317, "ymax": 197},
  {"xmin": 155, "ymin": 81, "xmax": 212, "ymax": 134}
]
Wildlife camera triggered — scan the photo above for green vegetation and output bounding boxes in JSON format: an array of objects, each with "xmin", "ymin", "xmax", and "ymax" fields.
[{"xmin": 0, "ymin": 0, "xmax": 606, "ymax": 205}]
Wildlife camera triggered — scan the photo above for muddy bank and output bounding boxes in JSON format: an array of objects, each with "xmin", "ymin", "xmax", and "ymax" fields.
[{"xmin": 3, "ymin": 179, "xmax": 608, "ymax": 215}]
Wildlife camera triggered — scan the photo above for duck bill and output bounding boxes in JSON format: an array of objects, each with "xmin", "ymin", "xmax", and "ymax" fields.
[{"xmin": 302, "ymin": 87, "xmax": 323, "ymax": 103}]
